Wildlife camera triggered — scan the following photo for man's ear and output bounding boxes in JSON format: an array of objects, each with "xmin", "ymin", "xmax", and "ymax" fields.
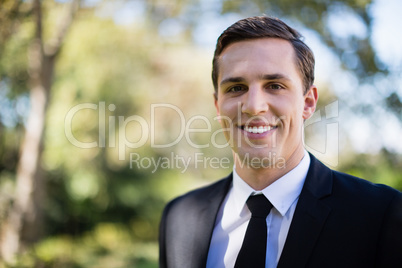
[{"xmin": 303, "ymin": 85, "xmax": 318, "ymax": 120}]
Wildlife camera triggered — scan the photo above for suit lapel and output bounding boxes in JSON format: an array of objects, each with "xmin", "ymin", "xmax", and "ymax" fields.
[
  {"xmin": 278, "ymin": 154, "xmax": 333, "ymax": 268},
  {"xmin": 191, "ymin": 174, "xmax": 232, "ymax": 268}
]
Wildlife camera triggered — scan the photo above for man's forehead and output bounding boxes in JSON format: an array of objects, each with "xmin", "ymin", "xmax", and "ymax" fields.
[
  {"xmin": 217, "ymin": 38, "xmax": 298, "ymax": 80},
  {"xmin": 219, "ymin": 38, "xmax": 294, "ymax": 58}
]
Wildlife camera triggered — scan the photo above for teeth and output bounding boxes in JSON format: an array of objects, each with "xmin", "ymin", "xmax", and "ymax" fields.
[{"xmin": 244, "ymin": 126, "xmax": 274, "ymax": 134}]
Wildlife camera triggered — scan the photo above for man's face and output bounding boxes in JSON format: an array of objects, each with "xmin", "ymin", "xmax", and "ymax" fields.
[{"xmin": 215, "ymin": 38, "xmax": 317, "ymax": 168}]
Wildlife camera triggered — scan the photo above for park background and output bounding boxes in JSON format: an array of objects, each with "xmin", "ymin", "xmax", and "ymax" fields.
[{"xmin": 0, "ymin": 0, "xmax": 401, "ymax": 267}]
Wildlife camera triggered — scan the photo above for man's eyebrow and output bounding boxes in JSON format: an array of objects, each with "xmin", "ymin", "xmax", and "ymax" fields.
[
  {"xmin": 220, "ymin": 74, "xmax": 292, "ymax": 87},
  {"xmin": 219, "ymin": 77, "xmax": 245, "ymax": 86},
  {"xmin": 260, "ymin": 73, "xmax": 292, "ymax": 81}
]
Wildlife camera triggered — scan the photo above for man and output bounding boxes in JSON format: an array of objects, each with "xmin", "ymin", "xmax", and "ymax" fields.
[{"xmin": 159, "ymin": 16, "xmax": 402, "ymax": 268}]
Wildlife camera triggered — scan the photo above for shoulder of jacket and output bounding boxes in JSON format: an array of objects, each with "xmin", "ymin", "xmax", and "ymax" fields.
[
  {"xmin": 163, "ymin": 174, "xmax": 232, "ymax": 211},
  {"xmin": 331, "ymin": 169, "xmax": 402, "ymax": 205}
]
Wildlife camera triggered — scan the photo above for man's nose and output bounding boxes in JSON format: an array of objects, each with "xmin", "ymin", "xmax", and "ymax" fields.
[{"xmin": 241, "ymin": 86, "xmax": 269, "ymax": 116}]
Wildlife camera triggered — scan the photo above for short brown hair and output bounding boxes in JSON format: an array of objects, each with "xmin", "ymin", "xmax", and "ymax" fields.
[{"xmin": 212, "ymin": 16, "xmax": 315, "ymax": 95}]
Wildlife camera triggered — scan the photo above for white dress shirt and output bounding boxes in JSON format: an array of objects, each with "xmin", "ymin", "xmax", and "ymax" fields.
[{"xmin": 206, "ymin": 151, "xmax": 310, "ymax": 268}]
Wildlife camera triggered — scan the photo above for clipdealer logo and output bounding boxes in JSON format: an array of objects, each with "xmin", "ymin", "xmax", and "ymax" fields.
[
  {"xmin": 64, "ymin": 102, "xmax": 230, "ymax": 160},
  {"xmin": 304, "ymin": 100, "xmax": 339, "ymax": 167},
  {"xmin": 64, "ymin": 101, "xmax": 339, "ymax": 169}
]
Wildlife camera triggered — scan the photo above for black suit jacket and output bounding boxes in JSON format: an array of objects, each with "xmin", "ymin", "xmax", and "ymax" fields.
[{"xmin": 159, "ymin": 154, "xmax": 402, "ymax": 268}]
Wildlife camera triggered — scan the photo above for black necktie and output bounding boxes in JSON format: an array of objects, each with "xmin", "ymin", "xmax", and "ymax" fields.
[{"xmin": 235, "ymin": 194, "xmax": 273, "ymax": 268}]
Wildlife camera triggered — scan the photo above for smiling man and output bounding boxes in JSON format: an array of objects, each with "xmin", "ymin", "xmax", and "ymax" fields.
[
  {"xmin": 159, "ymin": 16, "xmax": 402, "ymax": 268},
  {"xmin": 215, "ymin": 37, "xmax": 317, "ymax": 191}
]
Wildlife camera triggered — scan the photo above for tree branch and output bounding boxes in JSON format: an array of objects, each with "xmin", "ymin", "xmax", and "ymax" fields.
[{"xmin": 44, "ymin": 0, "xmax": 81, "ymax": 57}]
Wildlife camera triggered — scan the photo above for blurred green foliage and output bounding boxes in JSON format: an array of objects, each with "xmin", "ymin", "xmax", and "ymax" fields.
[{"xmin": 0, "ymin": 0, "xmax": 401, "ymax": 266}]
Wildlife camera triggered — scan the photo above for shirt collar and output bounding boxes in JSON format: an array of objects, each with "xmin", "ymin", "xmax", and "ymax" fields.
[{"xmin": 232, "ymin": 150, "xmax": 310, "ymax": 216}]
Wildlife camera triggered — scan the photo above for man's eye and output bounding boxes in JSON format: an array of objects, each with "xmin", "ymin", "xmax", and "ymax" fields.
[
  {"xmin": 228, "ymin": 85, "xmax": 245, "ymax": 92},
  {"xmin": 268, "ymin": 84, "xmax": 283, "ymax": 90}
]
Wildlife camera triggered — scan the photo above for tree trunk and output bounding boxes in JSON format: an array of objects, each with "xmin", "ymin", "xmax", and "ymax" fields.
[{"xmin": 0, "ymin": 0, "xmax": 80, "ymax": 263}]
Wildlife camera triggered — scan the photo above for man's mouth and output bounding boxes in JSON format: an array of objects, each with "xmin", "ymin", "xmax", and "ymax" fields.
[{"xmin": 241, "ymin": 125, "xmax": 278, "ymax": 134}]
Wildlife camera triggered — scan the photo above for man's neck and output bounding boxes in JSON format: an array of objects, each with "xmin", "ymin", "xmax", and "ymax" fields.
[{"xmin": 234, "ymin": 146, "xmax": 306, "ymax": 191}]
